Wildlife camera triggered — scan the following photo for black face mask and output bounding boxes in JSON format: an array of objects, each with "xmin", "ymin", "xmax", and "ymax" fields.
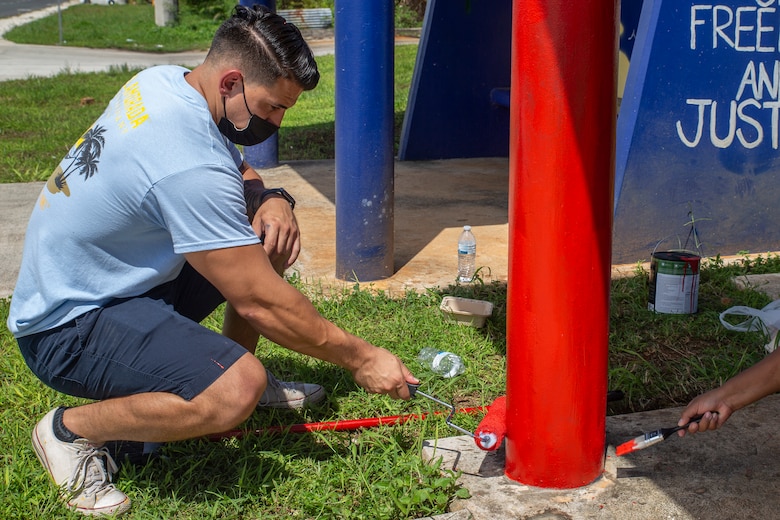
[{"xmin": 217, "ymin": 85, "xmax": 279, "ymax": 146}]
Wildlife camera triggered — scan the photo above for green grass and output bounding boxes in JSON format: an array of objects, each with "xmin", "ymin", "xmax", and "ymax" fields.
[
  {"xmin": 607, "ymin": 255, "xmax": 777, "ymax": 415},
  {"xmin": 3, "ymin": 256, "xmax": 780, "ymax": 518},
  {"xmin": 3, "ymin": 1, "xmax": 421, "ymax": 50},
  {"xmin": 5, "ymin": 2, "xmax": 237, "ymax": 52},
  {"xmin": 0, "ymin": 44, "xmax": 419, "ymax": 183},
  {"xmin": 0, "ymin": 66, "xmax": 144, "ymax": 183},
  {"xmin": 1, "ymin": 285, "xmax": 488, "ymax": 519}
]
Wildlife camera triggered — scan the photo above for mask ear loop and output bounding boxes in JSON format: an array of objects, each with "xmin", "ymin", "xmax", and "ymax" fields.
[
  {"xmin": 221, "ymin": 76, "xmax": 255, "ymax": 132},
  {"xmin": 221, "ymin": 95, "xmax": 229, "ymax": 121},
  {"xmin": 221, "ymin": 95, "xmax": 243, "ymax": 132},
  {"xmin": 239, "ymin": 77, "xmax": 255, "ymax": 117},
  {"xmin": 239, "ymin": 77, "xmax": 279, "ymax": 131}
]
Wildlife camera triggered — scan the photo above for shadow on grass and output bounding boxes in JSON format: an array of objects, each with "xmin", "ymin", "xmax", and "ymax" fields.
[{"xmin": 115, "ymin": 415, "xmax": 427, "ymax": 517}]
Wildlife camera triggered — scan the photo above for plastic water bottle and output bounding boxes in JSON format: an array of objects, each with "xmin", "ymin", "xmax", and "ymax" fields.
[
  {"xmin": 418, "ymin": 347, "xmax": 465, "ymax": 378},
  {"xmin": 458, "ymin": 225, "xmax": 477, "ymax": 282}
]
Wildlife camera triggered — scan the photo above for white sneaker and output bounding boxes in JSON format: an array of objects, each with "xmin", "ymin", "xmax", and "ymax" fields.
[
  {"xmin": 32, "ymin": 408, "xmax": 131, "ymax": 517},
  {"xmin": 257, "ymin": 369, "xmax": 326, "ymax": 409}
]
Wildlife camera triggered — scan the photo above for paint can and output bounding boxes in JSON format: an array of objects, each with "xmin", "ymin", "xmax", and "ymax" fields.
[{"xmin": 648, "ymin": 251, "xmax": 700, "ymax": 314}]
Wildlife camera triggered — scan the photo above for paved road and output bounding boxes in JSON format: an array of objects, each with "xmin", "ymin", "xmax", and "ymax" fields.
[
  {"xmin": 0, "ymin": 0, "xmax": 66, "ymax": 20},
  {"xmin": 0, "ymin": 0, "xmax": 80, "ymax": 37},
  {"xmin": 0, "ymin": 37, "xmax": 208, "ymax": 81},
  {"xmin": 0, "ymin": 1, "xmax": 347, "ymax": 82}
]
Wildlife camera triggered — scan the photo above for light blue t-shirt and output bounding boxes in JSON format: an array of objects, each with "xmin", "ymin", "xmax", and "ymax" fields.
[{"xmin": 7, "ymin": 65, "xmax": 260, "ymax": 337}]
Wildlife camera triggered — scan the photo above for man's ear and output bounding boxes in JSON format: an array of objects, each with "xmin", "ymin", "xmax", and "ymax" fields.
[{"xmin": 219, "ymin": 70, "xmax": 243, "ymax": 96}]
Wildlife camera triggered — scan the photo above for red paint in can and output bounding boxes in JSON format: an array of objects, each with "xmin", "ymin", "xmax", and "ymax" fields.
[{"xmin": 648, "ymin": 251, "xmax": 701, "ymax": 314}]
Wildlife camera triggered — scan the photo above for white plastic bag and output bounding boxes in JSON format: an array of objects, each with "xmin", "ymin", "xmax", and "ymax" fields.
[{"xmin": 719, "ymin": 299, "xmax": 780, "ymax": 353}]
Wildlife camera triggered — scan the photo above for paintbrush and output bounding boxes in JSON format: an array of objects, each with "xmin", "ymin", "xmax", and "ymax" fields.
[{"xmin": 616, "ymin": 415, "xmax": 703, "ymax": 456}]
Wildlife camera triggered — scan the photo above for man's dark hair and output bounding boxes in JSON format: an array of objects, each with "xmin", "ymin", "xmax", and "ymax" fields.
[{"xmin": 207, "ymin": 5, "xmax": 320, "ymax": 91}]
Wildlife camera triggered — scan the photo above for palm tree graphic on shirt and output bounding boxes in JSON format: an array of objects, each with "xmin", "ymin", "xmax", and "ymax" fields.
[{"xmin": 46, "ymin": 125, "xmax": 106, "ymax": 197}]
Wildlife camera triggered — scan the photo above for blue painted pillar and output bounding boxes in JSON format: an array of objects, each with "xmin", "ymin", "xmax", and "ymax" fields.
[
  {"xmin": 334, "ymin": 0, "xmax": 395, "ymax": 281},
  {"xmin": 242, "ymin": 134, "xmax": 278, "ymax": 169},
  {"xmin": 239, "ymin": 0, "xmax": 279, "ymax": 169}
]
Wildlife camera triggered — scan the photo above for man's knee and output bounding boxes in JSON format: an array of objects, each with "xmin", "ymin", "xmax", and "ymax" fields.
[{"xmin": 195, "ymin": 353, "xmax": 266, "ymax": 431}]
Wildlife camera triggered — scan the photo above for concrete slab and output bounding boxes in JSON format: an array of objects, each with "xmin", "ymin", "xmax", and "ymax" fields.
[
  {"xmin": 15, "ymin": 169, "xmax": 776, "ymax": 301},
  {"xmin": 733, "ymin": 273, "xmax": 780, "ymax": 300},
  {"xmin": 261, "ymin": 158, "xmax": 510, "ymax": 294},
  {"xmin": 0, "ymin": 158, "xmax": 510, "ymax": 298},
  {"xmin": 423, "ymin": 394, "xmax": 780, "ymax": 519},
  {"xmin": 0, "ymin": 181, "xmax": 43, "ymax": 298}
]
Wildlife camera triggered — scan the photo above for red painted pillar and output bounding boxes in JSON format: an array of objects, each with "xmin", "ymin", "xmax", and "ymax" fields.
[{"xmin": 505, "ymin": 1, "xmax": 618, "ymax": 487}]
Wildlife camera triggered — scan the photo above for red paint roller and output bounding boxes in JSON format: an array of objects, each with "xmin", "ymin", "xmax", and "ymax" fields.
[{"xmin": 474, "ymin": 395, "xmax": 507, "ymax": 451}]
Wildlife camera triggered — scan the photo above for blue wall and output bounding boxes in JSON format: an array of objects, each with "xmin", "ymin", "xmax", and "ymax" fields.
[
  {"xmin": 398, "ymin": 0, "xmax": 512, "ymax": 160},
  {"xmin": 614, "ymin": 0, "xmax": 780, "ymax": 263}
]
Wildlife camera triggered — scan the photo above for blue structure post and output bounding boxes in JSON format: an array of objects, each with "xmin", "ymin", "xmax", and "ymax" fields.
[
  {"xmin": 334, "ymin": 0, "xmax": 395, "ymax": 281},
  {"xmin": 242, "ymin": 134, "xmax": 278, "ymax": 169},
  {"xmin": 239, "ymin": 0, "xmax": 278, "ymax": 169}
]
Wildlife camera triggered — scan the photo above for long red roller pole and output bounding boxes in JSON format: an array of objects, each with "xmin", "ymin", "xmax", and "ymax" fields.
[
  {"xmin": 505, "ymin": 1, "xmax": 618, "ymax": 487},
  {"xmin": 207, "ymin": 406, "xmax": 487, "ymax": 442}
]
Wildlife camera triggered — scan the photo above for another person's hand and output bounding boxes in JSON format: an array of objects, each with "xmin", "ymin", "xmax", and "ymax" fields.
[
  {"xmin": 677, "ymin": 389, "xmax": 732, "ymax": 437},
  {"xmin": 351, "ymin": 346, "xmax": 419, "ymax": 400},
  {"xmin": 676, "ymin": 347, "xmax": 780, "ymax": 438}
]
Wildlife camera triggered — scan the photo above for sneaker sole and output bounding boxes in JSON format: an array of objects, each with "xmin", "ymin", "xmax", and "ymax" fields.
[
  {"xmin": 257, "ymin": 386, "xmax": 326, "ymax": 409},
  {"xmin": 69, "ymin": 499, "xmax": 132, "ymax": 517},
  {"xmin": 31, "ymin": 423, "xmax": 55, "ymax": 485}
]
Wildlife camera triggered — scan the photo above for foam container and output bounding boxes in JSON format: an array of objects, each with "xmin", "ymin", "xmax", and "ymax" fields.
[{"xmin": 439, "ymin": 296, "xmax": 493, "ymax": 328}]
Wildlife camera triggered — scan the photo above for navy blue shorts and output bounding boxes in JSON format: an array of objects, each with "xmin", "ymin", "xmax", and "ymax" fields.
[{"xmin": 17, "ymin": 263, "xmax": 247, "ymax": 401}]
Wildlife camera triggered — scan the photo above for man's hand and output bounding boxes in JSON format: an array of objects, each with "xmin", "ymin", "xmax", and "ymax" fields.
[
  {"xmin": 252, "ymin": 196, "xmax": 300, "ymax": 273},
  {"xmin": 242, "ymin": 166, "xmax": 300, "ymax": 273},
  {"xmin": 350, "ymin": 345, "xmax": 419, "ymax": 400}
]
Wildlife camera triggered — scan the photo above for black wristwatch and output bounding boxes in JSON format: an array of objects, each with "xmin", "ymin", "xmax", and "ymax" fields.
[{"xmin": 260, "ymin": 188, "xmax": 296, "ymax": 210}]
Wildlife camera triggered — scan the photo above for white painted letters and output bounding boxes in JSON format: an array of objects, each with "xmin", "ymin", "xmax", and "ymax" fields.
[{"xmin": 676, "ymin": 3, "xmax": 780, "ymax": 149}]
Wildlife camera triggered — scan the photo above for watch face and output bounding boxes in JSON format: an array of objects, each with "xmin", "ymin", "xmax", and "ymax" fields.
[{"xmin": 264, "ymin": 188, "xmax": 295, "ymax": 209}]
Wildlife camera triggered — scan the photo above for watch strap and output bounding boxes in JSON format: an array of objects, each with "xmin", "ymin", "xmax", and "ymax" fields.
[{"xmin": 260, "ymin": 188, "xmax": 296, "ymax": 210}]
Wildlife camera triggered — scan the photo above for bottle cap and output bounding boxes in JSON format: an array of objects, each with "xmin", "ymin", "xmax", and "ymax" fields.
[{"xmin": 463, "ymin": 225, "xmax": 471, "ymax": 231}]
